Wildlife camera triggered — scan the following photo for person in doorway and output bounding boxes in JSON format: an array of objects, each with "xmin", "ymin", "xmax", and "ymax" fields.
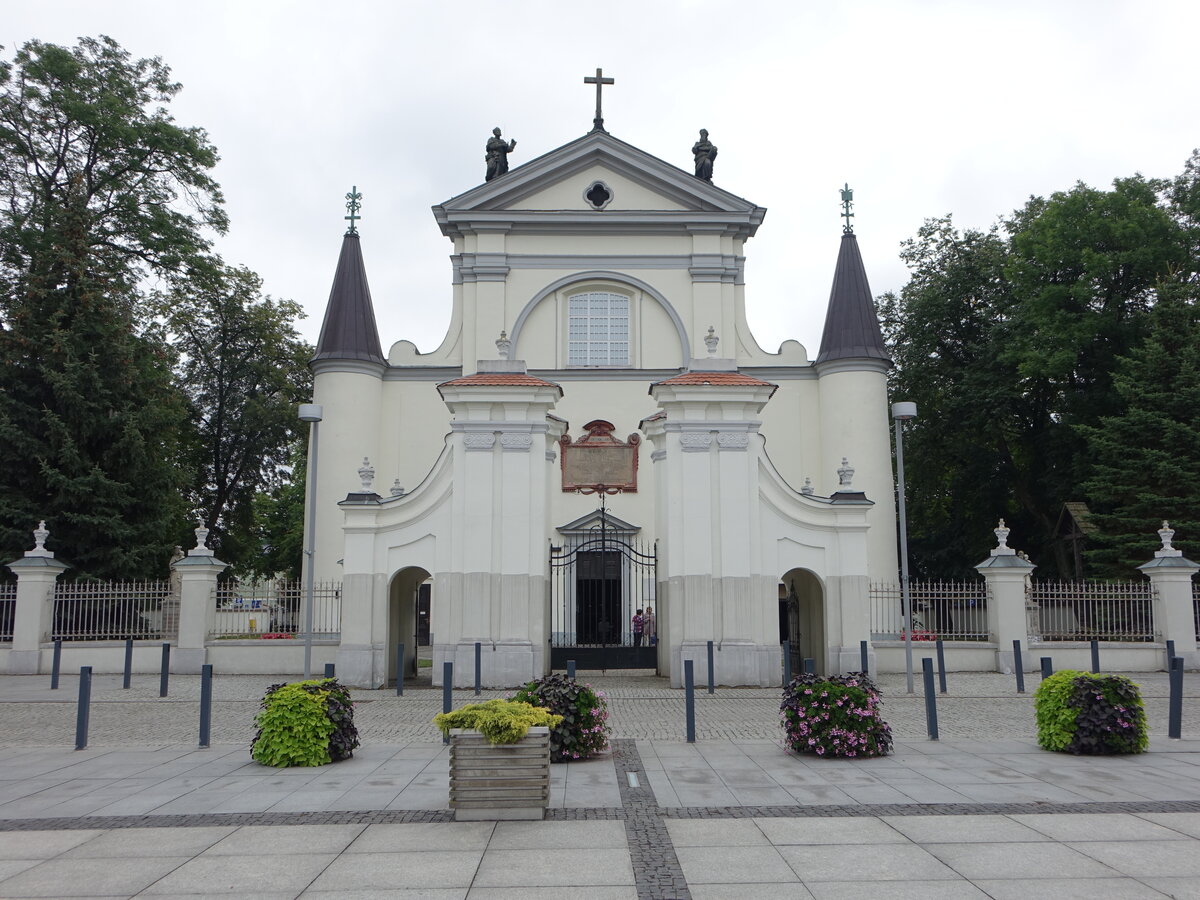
[
  {"xmin": 632, "ymin": 609, "xmax": 645, "ymax": 647},
  {"xmin": 645, "ymin": 606, "xmax": 657, "ymax": 645}
]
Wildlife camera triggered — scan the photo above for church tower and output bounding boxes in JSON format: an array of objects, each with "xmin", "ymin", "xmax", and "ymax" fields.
[
  {"xmin": 814, "ymin": 206, "xmax": 899, "ymax": 584},
  {"xmin": 308, "ymin": 219, "xmax": 386, "ymax": 583}
]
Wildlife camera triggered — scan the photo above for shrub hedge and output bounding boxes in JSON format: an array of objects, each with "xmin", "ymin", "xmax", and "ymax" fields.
[
  {"xmin": 1034, "ymin": 671, "xmax": 1147, "ymax": 755},
  {"xmin": 251, "ymin": 677, "xmax": 360, "ymax": 767},
  {"xmin": 780, "ymin": 672, "xmax": 892, "ymax": 758},
  {"xmin": 510, "ymin": 674, "xmax": 611, "ymax": 762}
]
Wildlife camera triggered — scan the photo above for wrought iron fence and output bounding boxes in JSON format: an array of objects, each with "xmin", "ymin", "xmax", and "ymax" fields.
[
  {"xmin": 870, "ymin": 580, "xmax": 990, "ymax": 641},
  {"xmin": 52, "ymin": 580, "xmax": 177, "ymax": 641},
  {"xmin": 0, "ymin": 581, "xmax": 15, "ymax": 642},
  {"xmin": 212, "ymin": 579, "xmax": 341, "ymax": 639},
  {"xmin": 1193, "ymin": 580, "xmax": 1199, "ymax": 642},
  {"xmin": 1029, "ymin": 580, "xmax": 1155, "ymax": 642}
]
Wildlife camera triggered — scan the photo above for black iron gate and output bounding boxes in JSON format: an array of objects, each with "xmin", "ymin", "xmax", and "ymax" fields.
[{"xmin": 549, "ymin": 513, "xmax": 657, "ymax": 670}]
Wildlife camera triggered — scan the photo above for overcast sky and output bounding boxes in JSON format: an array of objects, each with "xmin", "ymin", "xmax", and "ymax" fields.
[{"xmin": 6, "ymin": 1, "xmax": 1199, "ymax": 357}]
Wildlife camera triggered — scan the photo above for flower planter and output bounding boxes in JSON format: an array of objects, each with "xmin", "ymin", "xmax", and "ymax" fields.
[{"xmin": 448, "ymin": 726, "xmax": 551, "ymax": 821}]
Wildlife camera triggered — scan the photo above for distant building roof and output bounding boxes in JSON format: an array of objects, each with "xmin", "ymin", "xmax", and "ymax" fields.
[
  {"xmin": 313, "ymin": 233, "xmax": 385, "ymax": 365},
  {"xmin": 815, "ymin": 232, "xmax": 890, "ymax": 366}
]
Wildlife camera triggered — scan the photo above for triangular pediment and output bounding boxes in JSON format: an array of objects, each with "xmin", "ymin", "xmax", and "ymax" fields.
[
  {"xmin": 434, "ymin": 130, "xmax": 765, "ymax": 237},
  {"xmin": 557, "ymin": 508, "xmax": 641, "ymax": 535}
]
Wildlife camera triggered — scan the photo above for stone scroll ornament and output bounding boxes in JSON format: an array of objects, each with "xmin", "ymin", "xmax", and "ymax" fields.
[{"xmin": 559, "ymin": 420, "xmax": 640, "ymax": 492}]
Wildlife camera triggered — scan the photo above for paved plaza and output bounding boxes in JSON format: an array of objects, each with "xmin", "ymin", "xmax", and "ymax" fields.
[{"xmin": 0, "ymin": 670, "xmax": 1198, "ymax": 898}]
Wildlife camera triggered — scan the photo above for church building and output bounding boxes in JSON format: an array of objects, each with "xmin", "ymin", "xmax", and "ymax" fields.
[{"xmin": 306, "ymin": 93, "xmax": 898, "ymax": 689}]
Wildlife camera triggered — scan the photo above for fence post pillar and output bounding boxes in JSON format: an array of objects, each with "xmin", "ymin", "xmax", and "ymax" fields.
[
  {"xmin": 975, "ymin": 519, "xmax": 1036, "ymax": 676},
  {"xmin": 1138, "ymin": 522, "xmax": 1199, "ymax": 668},
  {"xmin": 171, "ymin": 522, "xmax": 227, "ymax": 674},
  {"xmin": 5, "ymin": 522, "xmax": 69, "ymax": 674}
]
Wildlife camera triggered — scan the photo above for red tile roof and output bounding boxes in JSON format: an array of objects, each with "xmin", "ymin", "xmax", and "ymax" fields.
[
  {"xmin": 655, "ymin": 371, "xmax": 776, "ymax": 387},
  {"xmin": 439, "ymin": 372, "xmax": 561, "ymax": 388}
]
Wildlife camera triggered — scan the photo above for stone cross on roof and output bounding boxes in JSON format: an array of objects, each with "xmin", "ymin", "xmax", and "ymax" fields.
[{"xmin": 584, "ymin": 67, "xmax": 615, "ymax": 133}]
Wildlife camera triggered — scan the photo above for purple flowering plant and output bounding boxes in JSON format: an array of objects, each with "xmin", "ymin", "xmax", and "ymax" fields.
[
  {"xmin": 779, "ymin": 672, "xmax": 892, "ymax": 758},
  {"xmin": 509, "ymin": 673, "xmax": 611, "ymax": 762}
]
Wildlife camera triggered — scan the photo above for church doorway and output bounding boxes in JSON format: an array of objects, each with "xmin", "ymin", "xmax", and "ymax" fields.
[
  {"xmin": 781, "ymin": 568, "xmax": 825, "ymax": 676},
  {"xmin": 387, "ymin": 566, "xmax": 431, "ymax": 686},
  {"xmin": 549, "ymin": 508, "xmax": 657, "ymax": 670}
]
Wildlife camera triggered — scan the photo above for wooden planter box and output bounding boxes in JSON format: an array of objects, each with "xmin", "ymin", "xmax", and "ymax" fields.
[{"xmin": 448, "ymin": 726, "xmax": 551, "ymax": 821}]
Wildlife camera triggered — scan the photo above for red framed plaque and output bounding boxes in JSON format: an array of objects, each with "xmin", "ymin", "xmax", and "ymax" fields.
[{"xmin": 560, "ymin": 420, "xmax": 639, "ymax": 492}]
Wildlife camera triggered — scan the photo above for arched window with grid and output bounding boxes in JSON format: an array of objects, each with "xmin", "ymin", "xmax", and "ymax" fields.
[{"xmin": 567, "ymin": 291, "xmax": 630, "ymax": 366}]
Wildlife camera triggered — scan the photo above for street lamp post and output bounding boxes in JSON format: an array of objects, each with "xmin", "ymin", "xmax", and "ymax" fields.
[
  {"xmin": 892, "ymin": 401, "xmax": 918, "ymax": 694},
  {"xmin": 298, "ymin": 403, "xmax": 323, "ymax": 680}
]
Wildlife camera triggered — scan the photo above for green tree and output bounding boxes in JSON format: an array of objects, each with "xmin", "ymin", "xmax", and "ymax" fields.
[
  {"xmin": 884, "ymin": 174, "xmax": 1189, "ymax": 577},
  {"xmin": 159, "ymin": 265, "xmax": 312, "ymax": 574},
  {"xmin": 245, "ymin": 438, "xmax": 308, "ymax": 580},
  {"xmin": 1081, "ymin": 288, "xmax": 1200, "ymax": 574},
  {"xmin": 0, "ymin": 36, "xmax": 225, "ymax": 576}
]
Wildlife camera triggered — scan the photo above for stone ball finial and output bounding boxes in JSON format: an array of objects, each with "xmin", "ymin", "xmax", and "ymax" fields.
[
  {"xmin": 837, "ymin": 457, "xmax": 854, "ymax": 488},
  {"xmin": 390, "ymin": 478, "xmax": 406, "ymax": 497},
  {"xmin": 358, "ymin": 457, "xmax": 375, "ymax": 492},
  {"xmin": 800, "ymin": 476, "xmax": 814, "ymax": 496}
]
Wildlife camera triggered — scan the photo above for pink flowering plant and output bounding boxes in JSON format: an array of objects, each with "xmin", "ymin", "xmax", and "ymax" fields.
[
  {"xmin": 1035, "ymin": 671, "xmax": 1147, "ymax": 754},
  {"xmin": 509, "ymin": 674, "xmax": 611, "ymax": 762},
  {"xmin": 780, "ymin": 672, "xmax": 892, "ymax": 758}
]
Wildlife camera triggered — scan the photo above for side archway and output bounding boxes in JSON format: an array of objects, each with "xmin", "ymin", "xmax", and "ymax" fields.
[
  {"xmin": 781, "ymin": 568, "xmax": 825, "ymax": 675},
  {"xmin": 388, "ymin": 566, "xmax": 432, "ymax": 686}
]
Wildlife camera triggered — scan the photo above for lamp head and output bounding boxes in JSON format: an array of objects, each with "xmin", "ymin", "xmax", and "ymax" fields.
[
  {"xmin": 298, "ymin": 403, "xmax": 324, "ymax": 423},
  {"xmin": 891, "ymin": 401, "xmax": 917, "ymax": 421}
]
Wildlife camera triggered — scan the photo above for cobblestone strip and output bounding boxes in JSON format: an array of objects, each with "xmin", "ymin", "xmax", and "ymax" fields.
[
  {"xmin": 611, "ymin": 738, "xmax": 691, "ymax": 900},
  {"xmin": 4, "ymin": 797, "xmax": 1200, "ymax": 834}
]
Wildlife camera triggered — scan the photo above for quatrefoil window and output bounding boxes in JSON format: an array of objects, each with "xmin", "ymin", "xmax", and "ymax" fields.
[{"xmin": 584, "ymin": 180, "xmax": 613, "ymax": 210}]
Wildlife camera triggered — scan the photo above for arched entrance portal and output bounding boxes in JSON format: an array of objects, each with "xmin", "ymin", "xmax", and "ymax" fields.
[
  {"xmin": 388, "ymin": 566, "xmax": 431, "ymax": 686},
  {"xmin": 781, "ymin": 568, "xmax": 825, "ymax": 675}
]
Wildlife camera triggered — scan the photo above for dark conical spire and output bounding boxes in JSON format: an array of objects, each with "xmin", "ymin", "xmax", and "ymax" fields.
[
  {"xmin": 313, "ymin": 232, "xmax": 385, "ymax": 365},
  {"xmin": 815, "ymin": 232, "xmax": 890, "ymax": 366}
]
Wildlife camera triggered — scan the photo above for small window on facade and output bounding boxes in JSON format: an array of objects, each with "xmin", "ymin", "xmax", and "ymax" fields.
[{"xmin": 567, "ymin": 292, "xmax": 630, "ymax": 366}]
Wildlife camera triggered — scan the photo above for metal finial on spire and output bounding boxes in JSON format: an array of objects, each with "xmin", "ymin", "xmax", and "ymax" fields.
[
  {"xmin": 344, "ymin": 186, "xmax": 363, "ymax": 234},
  {"xmin": 840, "ymin": 183, "xmax": 854, "ymax": 234},
  {"xmin": 584, "ymin": 67, "xmax": 615, "ymax": 133}
]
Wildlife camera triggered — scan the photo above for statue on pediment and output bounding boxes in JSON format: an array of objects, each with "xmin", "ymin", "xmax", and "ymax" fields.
[{"xmin": 485, "ymin": 127, "xmax": 517, "ymax": 181}]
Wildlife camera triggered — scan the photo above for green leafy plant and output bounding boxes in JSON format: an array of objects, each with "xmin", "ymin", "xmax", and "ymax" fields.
[
  {"xmin": 780, "ymin": 672, "xmax": 892, "ymax": 758},
  {"xmin": 510, "ymin": 675, "xmax": 611, "ymax": 762},
  {"xmin": 251, "ymin": 678, "xmax": 360, "ymax": 767},
  {"xmin": 433, "ymin": 699, "xmax": 562, "ymax": 745},
  {"xmin": 1035, "ymin": 671, "xmax": 1148, "ymax": 754}
]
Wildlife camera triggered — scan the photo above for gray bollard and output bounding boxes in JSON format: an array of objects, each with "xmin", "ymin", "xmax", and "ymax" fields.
[
  {"xmin": 474, "ymin": 641, "xmax": 482, "ymax": 696},
  {"xmin": 1040, "ymin": 657, "xmax": 1053, "ymax": 680},
  {"xmin": 198, "ymin": 664, "xmax": 213, "ymax": 748},
  {"xmin": 324, "ymin": 662, "xmax": 335, "ymax": 679},
  {"xmin": 567, "ymin": 659, "xmax": 576, "ymax": 680},
  {"xmin": 922, "ymin": 657, "xmax": 939, "ymax": 740},
  {"xmin": 442, "ymin": 661, "xmax": 453, "ymax": 744},
  {"xmin": 1013, "ymin": 639, "xmax": 1025, "ymax": 693},
  {"xmin": 860, "ymin": 640, "xmax": 869, "ymax": 675},
  {"xmin": 123, "ymin": 637, "xmax": 134, "ymax": 689},
  {"xmin": 684, "ymin": 659, "xmax": 696, "ymax": 743},
  {"xmin": 75, "ymin": 666, "xmax": 92, "ymax": 751},
  {"xmin": 159, "ymin": 643, "xmax": 170, "ymax": 698},
  {"xmin": 707, "ymin": 641, "xmax": 715, "ymax": 694},
  {"xmin": 396, "ymin": 643, "xmax": 405, "ymax": 696},
  {"xmin": 50, "ymin": 638, "xmax": 62, "ymax": 690},
  {"xmin": 935, "ymin": 639, "xmax": 947, "ymax": 694},
  {"xmin": 1166, "ymin": 640, "xmax": 1176, "ymax": 671},
  {"xmin": 1169, "ymin": 656, "xmax": 1184, "ymax": 740},
  {"xmin": 1090, "ymin": 639, "xmax": 1100, "ymax": 674},
  {"xmin": 803, "ymin": 657, "xmax": 815, "ymax": 675},
  {"xmin": 782, "ymin": 640, "xmax": 792, "ymax": 688}
]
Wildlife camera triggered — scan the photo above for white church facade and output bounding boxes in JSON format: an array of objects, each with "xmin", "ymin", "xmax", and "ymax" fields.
[{"xmin": 306, "ymin": 124, "xmax": 900, "ymax": 689}]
